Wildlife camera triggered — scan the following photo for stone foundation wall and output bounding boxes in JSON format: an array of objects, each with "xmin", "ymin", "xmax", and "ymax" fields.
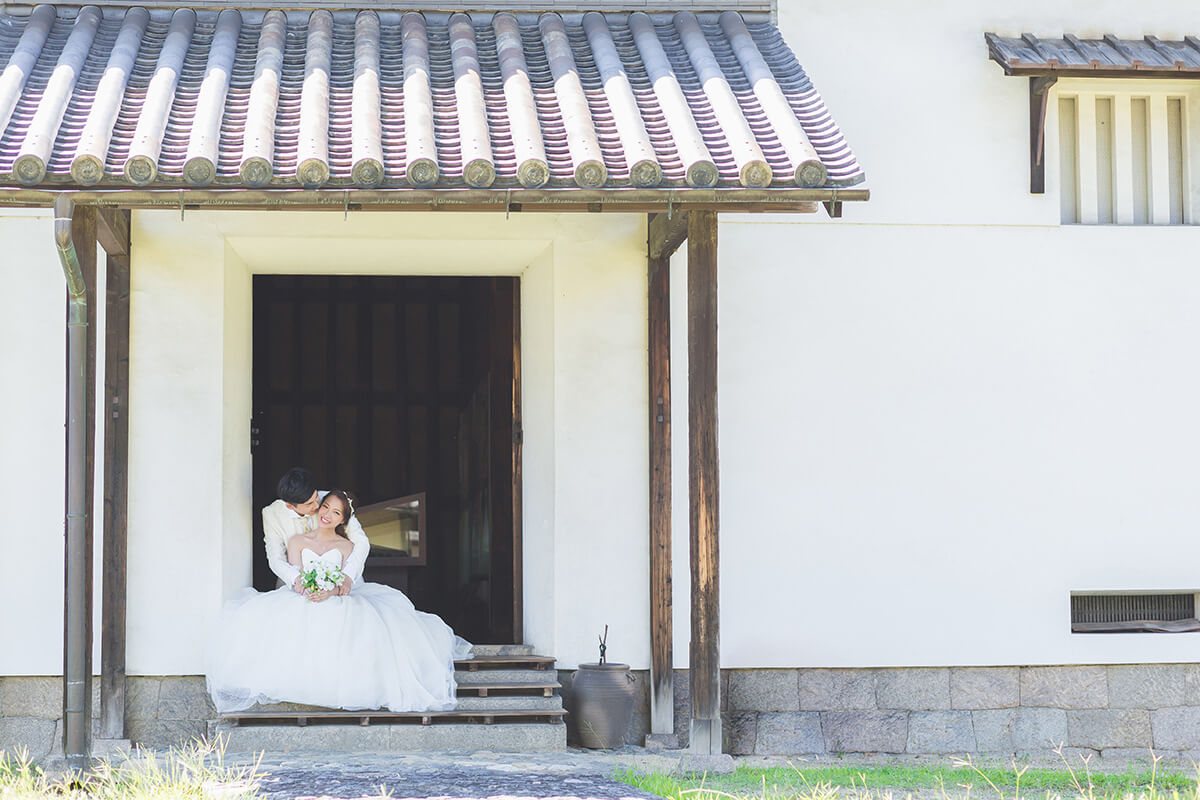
[
  {"xmin": 0, "ymin": 677, "xmax": 214, "ymax": 760},
  {"xmin": 6, "ymin": 666, "xmax": 1200, "ymax": 759},
  {"xmin": 565, "ymin": 665, "xmax": 1200, "ymax": 758}
]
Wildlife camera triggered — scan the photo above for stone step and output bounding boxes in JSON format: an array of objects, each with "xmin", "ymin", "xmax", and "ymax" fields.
[
  {"xmin": 454, "ymin": 695, "xmax": 563, "ymax": 711},
  {"xmin": 214, "ymin": 721, "xmax": 566, "ymax": 753},
  {"xmin": 455, "ymin": 655, "xmax": 556, "ymax": 670},
  {"xmin": 468, "ymin": 644, "xmax": 536, "ymax": 657},
  {"xmin": 455, "ymin": 669, "xmax": 556, "ymax": 685}
]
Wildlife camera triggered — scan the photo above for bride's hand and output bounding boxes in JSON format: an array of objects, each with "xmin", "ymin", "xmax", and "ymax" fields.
[{"xmin": 307, "ymin": 588, "xmax": 333, "ymax": 603}]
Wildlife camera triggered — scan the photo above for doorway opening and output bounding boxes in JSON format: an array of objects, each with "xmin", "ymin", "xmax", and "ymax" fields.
[{"xmin": 251, "ymin": 275, "xmax": 521, "ymax": 644}]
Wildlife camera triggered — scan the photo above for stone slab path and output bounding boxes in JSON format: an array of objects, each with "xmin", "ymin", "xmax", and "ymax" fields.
[{"xmin": 229, "ymin": 750, "xmax": 678, "ymax": 800}]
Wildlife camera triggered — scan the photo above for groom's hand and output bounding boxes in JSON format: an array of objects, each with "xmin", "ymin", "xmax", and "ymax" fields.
[{"xmin": 291, "ymin": 576, "xmax": 305, "ymax": 594}]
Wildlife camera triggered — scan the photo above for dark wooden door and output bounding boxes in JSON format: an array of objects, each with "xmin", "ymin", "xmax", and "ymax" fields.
[{"xmin": 251, "ymin": 275, "xmax": 519, "ymax": 643}]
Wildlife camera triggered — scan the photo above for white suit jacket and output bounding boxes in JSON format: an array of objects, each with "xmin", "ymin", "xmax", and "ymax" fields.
[{"xmin": 262, "ymin": 494, "xmax": 370, "ymax": 589}]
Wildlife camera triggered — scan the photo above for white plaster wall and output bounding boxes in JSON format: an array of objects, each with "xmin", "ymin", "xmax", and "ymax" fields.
[
  {"xmin": 1, "ymin": 214, "xmax": 68, "ymax": 675},
  {"xmin": 126, "ymin": 215, "xmax": 230, "ymax": 674},
  {"xmin": 708, "ymin": 221, "xmax": 1200, "ymax": 668},
  {"xmin": 0, "ymin": 214, "xmax": 105, "ymax": 675},
  {"xmin": 119, "ymin": 210, "xmax": 647, "ymax": 674}
]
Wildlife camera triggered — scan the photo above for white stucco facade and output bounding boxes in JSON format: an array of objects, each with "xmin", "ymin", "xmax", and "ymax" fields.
[{"xmin": 6, "ymin": 0, "xmax": 1200, "ymax": 679}]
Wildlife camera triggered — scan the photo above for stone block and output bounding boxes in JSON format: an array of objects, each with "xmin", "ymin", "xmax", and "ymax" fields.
[
  {"xmin": 753, "ymin": 712, "xmax": 823, "ymax": 755},
  {"xmin": 876, "ymin": 668, "xmax": 950, "ymax": 710},
  {"xmin": 1020, "ymin": 667, "xmax": 1107, "ymax": 709},
  {"xmin": 1183, "ymin": 665, "xmax": 1200, "ymax": 705},
  {"xmin": 0, "ymin": 717, "xmax": 57, "ymax": 760},
  {"xmin": 907, "ymin": 711, "xmax": 976, "ymax": 754},
  {"xmin": 1058, "ymin": 746, "xmax": 1100, "ymax": 762},
  {"xmin": 1012, "ymin": 707, "xmax": 1068, "ymax": 752},
  {"xmin": 672, "ymin": 669, "xmax": 690, "ymax": 747},
  {"xmin": 821, "ymin": 711, "xmax": 907, "ymax": 753},
  {"xmin": 950, "ymin": 668, "xmax": 1019, "ymax": 710},
  {"xmin": 628, "ymin": 670, "xmax": 651, "ymax": 715},
  {"xmin": 675, "ymin": 753, "xmax": 735, "ymax": 775},
  {"xmin": 626, "ymin": 712, "xmax": 650, "ymax": 747},
  {"xmin": 644, "ymin": 732, "xmax": 681, "ymax": 750},
  {"xmin": 1067, "ymin": 709, "xmax": 1152, "ymax": 749},
  {"xmin": 1101, "ymin": 747, "xmax": 1176, "ymax": 763},
  {"xmin": 125, "ymin": 677, "xmax": 161, "ymax": 722},
  {"xmin": 1108, "ymin": 665, "xmax": 1185, "ymax": 709},
  {"xmin": 727, "ymin": 670, "xmax": 798, "ymax": 712},
  {"xmin": 798, "ymin": 669, "xmax": 876, "ymax": 711},
  {"xmin": 126, "ymin": 718, "xmax": 207, "ymax": 750},
  {"xmin": 1, "ymin": 677, "xmax": 61, "ymax": 719},
  {"xmin": 722, "ymin": 711, "xmax": 757, "ymax": 755},
  {"xmin": 157, "ymin": 677, "xmax": 214, "ymax": 721},
  {"xmin": 972, "ymin": 709, "xmax": 1016, "ymax": 753},
  {"xmin": 1151, "ymin": 706, "xmax": 1200, "ymax": 750}
]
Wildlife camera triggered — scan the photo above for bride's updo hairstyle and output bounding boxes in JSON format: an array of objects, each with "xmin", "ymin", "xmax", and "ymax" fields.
[{"xmin": 324, "ymin": 489, "xmax": 356, "ymax": 539}]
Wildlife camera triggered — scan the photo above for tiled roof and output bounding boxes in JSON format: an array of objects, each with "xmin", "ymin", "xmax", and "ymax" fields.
[
  {"xmin": 986, "ymin": 32, "xmax": 1200, "ymax": 75},
  {"xmin": 0, "ymin": 6, "xmax": 864, "ymax": 192}
]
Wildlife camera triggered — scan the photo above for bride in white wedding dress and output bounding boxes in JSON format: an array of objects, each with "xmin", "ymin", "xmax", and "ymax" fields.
[{"xmin": 206, "ymin": 489, "xmax": 472, "ymax": 713}]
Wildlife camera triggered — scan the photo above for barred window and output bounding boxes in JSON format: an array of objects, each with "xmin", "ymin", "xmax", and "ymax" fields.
[{"xmin": 1055, "ymin": 82, "xmax": 1195, "ymax": 224}]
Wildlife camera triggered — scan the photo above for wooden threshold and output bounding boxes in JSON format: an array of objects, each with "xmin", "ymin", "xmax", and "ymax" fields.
[
  {"xmin": 455, "ymin": 655, "xmax": 555, "ymax": 670},
  {"xmin": 456, "ymin": 682, "xmax": 560, "ymax": 698},
  {"xmin": 222, "ymin": 709, "xmax": 566, "ymax": 727}
]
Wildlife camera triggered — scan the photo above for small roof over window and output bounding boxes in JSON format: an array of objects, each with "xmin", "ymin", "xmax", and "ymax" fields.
[{"xmin": 985, "ymin": 32, "xmax": 1200, "ymax": 77}]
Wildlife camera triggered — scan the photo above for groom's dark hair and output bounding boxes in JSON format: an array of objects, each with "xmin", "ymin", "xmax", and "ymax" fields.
[{"xmin": 277, "ymin": 467, "xmax": 317, "ymax": 504}]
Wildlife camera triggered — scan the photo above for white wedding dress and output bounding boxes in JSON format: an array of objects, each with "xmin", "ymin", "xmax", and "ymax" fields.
[{"xmin": 206, "ymin": 547, "xmax": 473, "ymax": 713}]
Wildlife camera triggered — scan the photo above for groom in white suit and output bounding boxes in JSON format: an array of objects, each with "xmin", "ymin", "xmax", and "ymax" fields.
[{"xmin": 262, "ymin": 466, "xmax": 370, "ymax": 598}]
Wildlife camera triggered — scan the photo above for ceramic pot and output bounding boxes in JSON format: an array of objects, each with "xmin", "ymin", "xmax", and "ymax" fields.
[{"xmin": 566, "ymin": 662, "xmax": 636, "ymax": 749}]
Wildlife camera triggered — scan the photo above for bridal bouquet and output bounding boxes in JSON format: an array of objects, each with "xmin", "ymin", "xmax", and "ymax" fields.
[{"xmin": 300, "ymin": 561, "xmax": 344, "ymax": 598}]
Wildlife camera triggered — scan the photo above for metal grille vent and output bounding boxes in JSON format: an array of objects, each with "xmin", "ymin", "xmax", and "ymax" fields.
[{"xmin": 1071, "ymin": 593, "xmax": 1195, "ymax": 624}]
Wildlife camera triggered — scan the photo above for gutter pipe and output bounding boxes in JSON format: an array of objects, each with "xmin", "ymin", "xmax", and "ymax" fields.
[{"xmin": 53, "ymin": 195, "xmax": 91, "ymax": 771}]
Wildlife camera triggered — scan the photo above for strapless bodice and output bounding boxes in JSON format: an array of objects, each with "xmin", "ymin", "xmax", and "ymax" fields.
[{"xmin": 301, "ymin": 547, "xmax": 343, "ymax": 571}]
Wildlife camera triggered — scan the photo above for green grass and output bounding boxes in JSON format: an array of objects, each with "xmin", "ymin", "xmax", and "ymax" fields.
[
  {"xmin": 616, "ymin": 757, "xmax": 1198, "ymax": 800},
  {"xmin": 0, "ymin": 738, "xmax": 264, "ymax": 799}
]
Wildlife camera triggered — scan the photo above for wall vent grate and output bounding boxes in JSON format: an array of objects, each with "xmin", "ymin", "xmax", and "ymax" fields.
[{"xmin": 1071, "ymin": 593, "xmax": 1195, "ymax": 624}]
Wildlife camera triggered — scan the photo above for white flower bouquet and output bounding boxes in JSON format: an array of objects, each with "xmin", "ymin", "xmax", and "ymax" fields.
[{"xmin": 300, "ymin": 560, "xmax": 344, "ymax": 598}]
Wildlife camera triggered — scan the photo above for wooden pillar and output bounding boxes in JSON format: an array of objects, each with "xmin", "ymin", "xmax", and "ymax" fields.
[
  {"xmin": 686, "ymin": 210, "xmax": 720, "ymax": 754},
  {"xmin": 647, "ymin": 212, "xmax": 686, "ymax": 737},
  {"xmin": 98, "ymin": 208, "xmax": 130, "ymax": 740},
  {"xmin": 510, "ymin": 280, "xmax": 524, "ymax": 645}
]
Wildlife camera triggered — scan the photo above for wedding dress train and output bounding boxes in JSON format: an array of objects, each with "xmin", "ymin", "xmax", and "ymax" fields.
[{"xmin": 206, "ymin": 548, "xmax": 473, "ymax": 713}]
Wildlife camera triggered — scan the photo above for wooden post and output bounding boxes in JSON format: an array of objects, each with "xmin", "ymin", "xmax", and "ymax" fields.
[
  {"xmin": 647, "ymin": 212, "xmax": 687, "ymax": 737},
  {"xmin": 99, "ymin": 209, "xmax": 130, "ymax": 741},
  {"xmin": 687, "ymin": 210, "xmax": 720, "ymax": 754},
  {"xmin": 1029, "ymin": 76, "xmax": 1057, "ymax": 194},
  {"xmin": 510, "ymin": 280, "xmax": 524, "ymax": 644}
]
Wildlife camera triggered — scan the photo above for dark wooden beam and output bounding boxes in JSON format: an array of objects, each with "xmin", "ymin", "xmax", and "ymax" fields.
[
  {"xmin": 1029, "ymin": 75, "xmax": 1057, "ymax": 194},
  {"xmin": 648, "ymin": 210, "xmax": 689, "ymax": 261},
  {"xmin": 0, "ymin": 187, "xmax": 856, "ymax": 214},
  {"xmin": 687, "ymin": 210, "xmax": 720, "ymax": 755},
  {"xmin": 647, "ymin": 214, "xmax": 673, "ymax": 737},
  {"xmin": 510, "ymin": 279, "xmax": 523, "ymax": 645},
  {"xmin": 100, "ymin": 249, "xmax": 130, "ymax": 740},
  {"xmin": 94, "ymin": 206, "xmax": 130, "ymax": 256}
]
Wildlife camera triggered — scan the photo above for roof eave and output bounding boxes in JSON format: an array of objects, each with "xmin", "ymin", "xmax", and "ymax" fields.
[{"xmin": 0, "ymin": 186, "xmax": 870, "ymax": 213}]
